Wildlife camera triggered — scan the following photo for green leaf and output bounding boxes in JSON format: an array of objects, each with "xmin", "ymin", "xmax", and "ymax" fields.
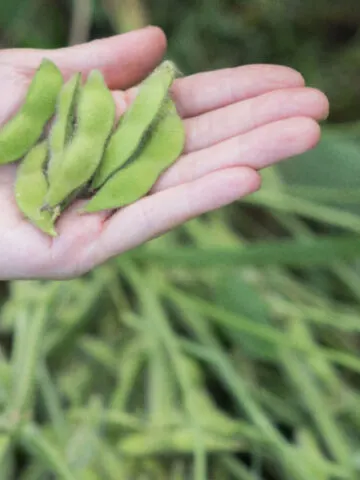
[
  {"xmin": 277, "ymin": 129, "xmax": 360, "ymax": 214},
  {"xmin": 214, "ymin": 271, "xmax": 276, "ymax": 360}
]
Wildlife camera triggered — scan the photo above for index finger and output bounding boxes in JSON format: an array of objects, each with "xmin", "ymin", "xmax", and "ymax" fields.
[
  {"xmin": 171, "ymin": 64, "xmax": 305, "ymax": 119},
  {"xmin": 0, "ymin": 27, "xmax": 167, "ymax": 90}
]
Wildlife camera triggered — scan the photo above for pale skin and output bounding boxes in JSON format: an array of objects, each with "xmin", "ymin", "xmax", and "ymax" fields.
[{"xmin": 0, "ymin": 26, "xmax": 329, "ymax": 280}]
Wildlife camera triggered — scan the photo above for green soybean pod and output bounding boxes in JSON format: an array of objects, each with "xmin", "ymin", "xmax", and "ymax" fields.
[
  {"xmin": 91, "ymin": 60, "xmax": 178, "ymax": 189},
  {"xmin": 84, "ymin": 98, "xmax": 185, "ymax": 213},
  {"xmin": 0, "ymin": 59, "xmax": 63, "ymax": 164},
  {"xmin": 47, "ymin": 72, "xmax": 81, "ymax": 184},
  {"xmin": 44, "ymin": 69, "xmax": 115, "ymax": 209},
  {"xmin": 15, "ymin": 141, "xmax": 57, "ymax": 236}
]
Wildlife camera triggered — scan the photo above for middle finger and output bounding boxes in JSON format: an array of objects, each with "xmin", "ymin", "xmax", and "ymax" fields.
[{"xmin": 183, "ymin": 87, "xmax": 329, "ymax": 154}]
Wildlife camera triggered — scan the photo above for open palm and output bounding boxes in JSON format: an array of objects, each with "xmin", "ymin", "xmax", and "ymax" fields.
[{"xmin": 0, "ymin": 27, "xmax": 329, "ymax": 280}]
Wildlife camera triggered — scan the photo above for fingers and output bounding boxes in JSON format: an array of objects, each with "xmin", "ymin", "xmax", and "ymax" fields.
[
  {"xmin": 154, "ymin": 117, "xmax": 321, "ymax": 191},
  {"xmin": 172, "ymin": 64, "xmax": 305, "ymax": 119},
  {"xmin": 183, "ymin": 87, "xmax": 329, "ymax": 154},
  {"xmin": 111, "ymin": 88, "xmax": 140, "ymax": 122},
  {"xmin": 47, "ymin": 201, "xmax": 110, "ymax": 278},
  {"xmin": 0, "ymin": 27, "xmax": 167, "ymax": 90},
  {"xmin": 90, "ymin": 167, "xmax": 261, "ymax": 265}
]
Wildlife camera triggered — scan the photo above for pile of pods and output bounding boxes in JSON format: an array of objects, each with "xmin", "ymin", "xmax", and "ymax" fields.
[{"xmin": 0, "ymin": 59, "xmax": 185, "ymax": 236}]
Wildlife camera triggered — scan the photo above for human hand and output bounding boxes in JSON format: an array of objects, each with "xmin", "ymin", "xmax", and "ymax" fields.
[{"xmin": 0, "ymin": 27, "xmax": 329, "ymax": 280}]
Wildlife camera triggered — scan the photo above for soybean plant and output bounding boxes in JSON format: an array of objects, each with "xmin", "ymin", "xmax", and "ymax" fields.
[{"xmin": 3, "ymin": 59, "xmax": 185, "ymax": 236}]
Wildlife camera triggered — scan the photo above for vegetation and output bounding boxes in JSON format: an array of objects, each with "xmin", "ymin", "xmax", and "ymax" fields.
[{"xmin": 1, "ymin": 0, "xmax": 360, "ymax": 478}]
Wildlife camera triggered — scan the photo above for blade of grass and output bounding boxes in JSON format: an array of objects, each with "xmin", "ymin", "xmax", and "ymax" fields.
[
  {"xmin": 123, "ymin": 262, "xmax": 208, "ymax": 480},
  {"xmin": 221, "ymin": 455, "xmax": 262, "ymax": 480},
  {"xmin": 101, "ymin": 0, "xmax": 148, "ymax": 32},
  {"xmin": 132, "ymin": 235, "xmax": 360, "ymax": 268},
  {"xmin": 110, "ymin": 338, "xmax": 146, "ymax": 410},
  {"xmin": 244, "ymin": 191, "xmax": 360, "ymax": 233},
  {"xmin": 283, "ymin": 186, "xmax": 360, "ymax": 205},
  {"xmin": 65, "ymin": 397, "xmax": 103, "ymax": 472},
  {"xmin": 180, "ymin": 339, "xmax": 351, "ymax": 479},
  {"xmin": 146, "ymin": 336, "xmax": 177, "ymax": 426},
  {"xmin": 280, "ymin": 322, "xmax": 351, "ymax": 468},
  {"xmin": 0, "ymin": 434, "xmax": 13, "ymax": 480},
  {"xmin": 165, "ymin": 286, "xmax": 346, "ymax": 480},
  {"xmin": 68, "ymin": 0, "xmax": 93, "ymax": 45},
  {"xmin": 97, "ymin": 439, "xmax": 128, "ymax": 479},
  {"xmin": 45, "ymin": 277, "xmax": 108, "ymax": 360},
  {"xmin": 8, "ymin": 284, "xmax": 57, "ymax": 423},
  {"xmin": 168, "ymin": 285, "xmax": 360, "ymax": 378},
  {"xmin": 37, "ymin": 362, "xmax": 67, "ymax": 445},
  {"xmin": 20, "ymin": 424, "xmax": 76, "ymax": 480}
]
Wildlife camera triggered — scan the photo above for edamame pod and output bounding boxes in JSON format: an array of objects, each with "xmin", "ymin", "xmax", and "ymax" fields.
[
  {"xmin": 44, "ymin": 70, "xmax": 115, "ymax": 209},
  {"xmin": 91, "ymin": 60, "xmax": 178, "ymax": 189},
  {"xmin": 15, "ymin": 141, "xmax": 57, "ymax": 236},
  {"xmin": 47, "ymin": 73, "xmax": 81, "ymax": 184},
  {"xmin": 0, "ymin": 59, "xmax": 63, "ymax": 164},
  {"xmin": 84, "ymin": 98, "xmax": 185, "ymax": 212}
]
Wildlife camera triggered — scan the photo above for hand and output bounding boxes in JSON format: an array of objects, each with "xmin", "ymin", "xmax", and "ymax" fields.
[{"xmin": 0, "ymin": 27, "xmax": 329, "ymax": 280}]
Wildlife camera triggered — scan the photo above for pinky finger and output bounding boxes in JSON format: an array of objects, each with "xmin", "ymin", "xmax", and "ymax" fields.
[{"xmin": 92, "ymin": 166, "xmax": 261, "ymax": 264}]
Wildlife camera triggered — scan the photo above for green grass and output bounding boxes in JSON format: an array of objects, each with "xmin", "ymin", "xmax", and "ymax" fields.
[{"xmin": 2, "ymin": 1, "xmax": 360, "ymax": 478}]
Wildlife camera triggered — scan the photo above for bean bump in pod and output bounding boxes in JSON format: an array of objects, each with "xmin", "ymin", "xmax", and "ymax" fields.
[
  {"xmin": 47, "ymin": 72, "xmax": 82, "ymax": 185},
  {"xmin": 15, "ymin": 141, "xmax": 57, "ymax": 236}
]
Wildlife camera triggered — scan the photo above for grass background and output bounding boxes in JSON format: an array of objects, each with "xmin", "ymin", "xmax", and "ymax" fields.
[{"xmin": 2, "ymin": 0, "xmax": 360, "ymax": 478}]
